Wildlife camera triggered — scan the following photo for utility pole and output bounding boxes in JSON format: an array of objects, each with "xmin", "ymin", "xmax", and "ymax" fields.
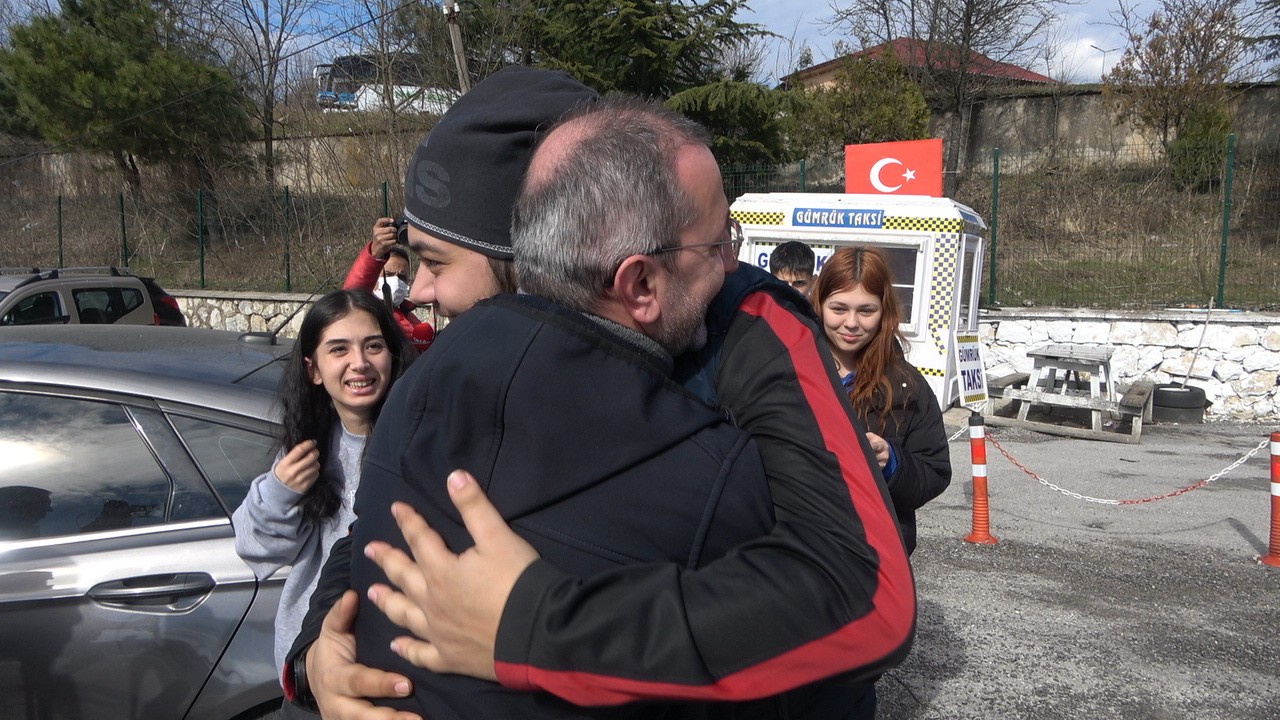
[{"xmin": 442, "ymin": 2, "xmax": 471, "ymax": 93}]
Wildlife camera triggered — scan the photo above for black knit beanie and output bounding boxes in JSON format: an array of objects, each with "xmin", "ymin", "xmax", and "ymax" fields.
[{"xmin": 402, "ymin": 67, "xmax": 598, "ymax": 259}]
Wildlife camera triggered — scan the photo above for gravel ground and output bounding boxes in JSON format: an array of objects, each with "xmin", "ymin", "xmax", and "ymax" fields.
[{"xmin": 877, "ymin": 413, "xmax": 1280, "ymax": 720}]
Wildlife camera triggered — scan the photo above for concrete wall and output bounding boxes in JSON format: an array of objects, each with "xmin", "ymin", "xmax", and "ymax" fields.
[
  {"xmin": 939, "ymin": 84, "xmax": 1280, "ymax": 174},
  {"xmin": 176, "ymin": 291, "xmax": 1280, "ymax": 422}
]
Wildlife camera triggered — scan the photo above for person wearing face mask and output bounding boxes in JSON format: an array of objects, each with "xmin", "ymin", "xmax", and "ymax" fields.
[{"xmin": 344, "ymin": 219, "xmax": 435, "ymax": 351}]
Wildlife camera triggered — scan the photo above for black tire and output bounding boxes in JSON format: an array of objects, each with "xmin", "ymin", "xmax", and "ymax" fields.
[{"xmin": 1153, "ymin": 383, "xmax": 1206, "ymax": 409}]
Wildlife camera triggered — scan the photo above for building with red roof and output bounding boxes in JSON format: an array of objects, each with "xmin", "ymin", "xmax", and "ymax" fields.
[{"xmin": 783, "ymin": 37, "xmax": 1058, "ymax": 91}]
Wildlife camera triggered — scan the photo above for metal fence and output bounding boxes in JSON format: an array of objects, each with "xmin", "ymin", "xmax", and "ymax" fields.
[
  {"xmin": 1, "ymin": 136, "xmax": 1276, "ymax": 310},
  {"xmin": 720, "ymin": 135, "xmax": 1280, "ymax": 311},
  {"xmin": 0, "ymin": 182, "xmax": 400, "ymax": 294}
]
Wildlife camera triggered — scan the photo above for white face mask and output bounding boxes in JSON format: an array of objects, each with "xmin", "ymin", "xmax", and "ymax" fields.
[{"xmin": 375, "ymin": 275, "xmax": 409, "ymax": 307}]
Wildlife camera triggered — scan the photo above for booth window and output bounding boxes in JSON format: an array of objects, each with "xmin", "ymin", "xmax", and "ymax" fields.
[
  {"xmin": 877, "ymin": 245, "xmax": 918, "ymax": 328},
  {"xmin": 958, "ymin": 249, "xmax": 977, "ymax": 322}
]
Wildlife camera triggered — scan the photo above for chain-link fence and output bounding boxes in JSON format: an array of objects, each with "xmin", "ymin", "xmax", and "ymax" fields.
[
  {"xmin": 1, "ymin": 135, "xmax": 1276, "ymax": 309},
  {"xmin": 961, "ymin": 135, "xmax": 1279, "ymax": 311},
  {"xmin": 0, "ymin": 182, "xmax": 400, "ymax": 294}
]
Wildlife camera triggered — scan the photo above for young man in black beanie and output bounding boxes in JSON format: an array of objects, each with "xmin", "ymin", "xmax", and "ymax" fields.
[
  {"xmin": 293, "ymin": 71, "xmax": 913, "ymax": 720},
  {"xmin": 396, "ymin": 65, "xmax": 599, "ymax": 317},
  {"xmin": 282, "ymin": 64, "xmax": 602, "ymax": 716}
]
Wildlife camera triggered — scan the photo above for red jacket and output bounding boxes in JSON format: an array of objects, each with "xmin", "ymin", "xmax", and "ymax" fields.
[{"xmin": 343, "ymin": 242, "xmax": 433, "ymax": 351}]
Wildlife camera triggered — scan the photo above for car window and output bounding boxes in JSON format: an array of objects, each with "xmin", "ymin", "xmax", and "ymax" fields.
[
  {"xmin": 1, "ymin": 292, "xmax": 64, "ymax": 326},
  {"xmin": 169, "ymin": 415, "xmax": 277, "ymax": 513},
  {"xmin": 73, "ymin": 287, "xmax": 143, "ymax": 324},
  {"xmin": 120, "ymin": 287, "xmax": 143, "ymax": 314},
  {"xmin": 129, "ymin": 408, "xmax": 230, "ymax": 522},
  {"xmin": 0, "ymin": 392, "xmax": 169, "ymax": 540}
]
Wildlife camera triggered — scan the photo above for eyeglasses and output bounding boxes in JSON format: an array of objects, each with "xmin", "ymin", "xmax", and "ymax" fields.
[
  {"xmin": 648, "ymin": 219, "xmax": 744, "ymax": 258},
  {"xmin": 648, "ymin": 238, "xmax": 739, "ymax": 257}
]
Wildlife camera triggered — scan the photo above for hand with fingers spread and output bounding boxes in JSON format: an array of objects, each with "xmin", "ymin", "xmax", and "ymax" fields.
[
  {"xmin": 275, "ymin": 440, "xmax": 321, "ymax": 493},
  {"xmin": 364, "ymin": 470, "xmax": 539, "ymax": 680},
  {"xmin": 309, "ymin": 590, "xmax": 421, "ymax": 720}
]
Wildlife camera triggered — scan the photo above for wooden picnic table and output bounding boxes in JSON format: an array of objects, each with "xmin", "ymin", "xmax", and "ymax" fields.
[{"xmin": 985, "ymin": 344, "xmax": 1154, "ymax": 443}]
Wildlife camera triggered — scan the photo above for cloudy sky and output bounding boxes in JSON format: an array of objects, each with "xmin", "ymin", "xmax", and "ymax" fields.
[{"xmin": 739, "ymin": 0, "xmax": 1161, "ymax": 85}]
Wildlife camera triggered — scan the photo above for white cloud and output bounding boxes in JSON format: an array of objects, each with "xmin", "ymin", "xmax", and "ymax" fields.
[{"xmin": 742, "ymin": 0, "xmax": 1158, "ymax": 85}]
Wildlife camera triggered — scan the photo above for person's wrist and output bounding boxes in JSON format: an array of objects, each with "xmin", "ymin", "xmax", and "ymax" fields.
[{"xmin": 287, "ymin": 648, "xmax": 319, "ymax": 712}]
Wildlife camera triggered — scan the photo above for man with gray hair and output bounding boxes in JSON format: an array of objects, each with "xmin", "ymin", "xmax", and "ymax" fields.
[
  {"xmin": 346, "ymin": 95, "xmax": 774, "ymax": 719},
  {"xmin": 515, "ymin": 96, "xmax": 725, "ymax": 355},
  {"xmin": 353, "ymin": 94, "xmax": 913, "ymax": 719}
]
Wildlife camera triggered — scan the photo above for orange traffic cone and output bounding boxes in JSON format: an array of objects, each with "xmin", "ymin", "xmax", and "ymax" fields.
[
  {"xmin": 964, "ymin": 413, "xmax": 998, "ymax": 545},
  {"xmin": 1260, "ymin": 431, "xmax": 1280, "ymax": 567}
]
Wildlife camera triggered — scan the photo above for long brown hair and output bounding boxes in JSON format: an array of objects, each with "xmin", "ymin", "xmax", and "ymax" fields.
[
  {"xmin": 280, "ymin": 290, "xmax": 411, "ymax": 524},
  {"xmin": 811, "ymin": 246, "xmax": 910, "ymax": 421}
]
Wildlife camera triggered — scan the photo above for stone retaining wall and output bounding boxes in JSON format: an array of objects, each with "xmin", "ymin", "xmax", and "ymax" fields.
[
  {"xmin": 176, "ymin": 291, "xmax": 1280, "ymax": 421},
  {"xmin": 979, "ymin": 308, "xmax": 1280, "ymax": 421},
  {"xmin": 175, "ymin": 290, "xmax": 436, "ymax": 341}
]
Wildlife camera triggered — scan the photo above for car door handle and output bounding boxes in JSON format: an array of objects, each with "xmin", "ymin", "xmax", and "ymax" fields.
[{"xmin": 88, "ymin": 572, "xmax": 217, "ymax": 610}]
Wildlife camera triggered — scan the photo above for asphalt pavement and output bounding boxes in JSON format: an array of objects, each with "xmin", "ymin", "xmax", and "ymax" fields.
[{"xmin": 876, "ymin": 409, "xmax": 1280, "ymax": 720}]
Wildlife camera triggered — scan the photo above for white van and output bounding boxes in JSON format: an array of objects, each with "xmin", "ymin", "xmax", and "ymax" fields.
[{"xmin": 731, "ymin": 192, "xmax": 987, "ymax": 408}]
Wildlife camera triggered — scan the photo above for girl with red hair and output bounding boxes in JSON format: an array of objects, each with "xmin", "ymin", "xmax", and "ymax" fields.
[{"xmin": 812, "ymin": 246, "xmax": 952, "ymax": 557}]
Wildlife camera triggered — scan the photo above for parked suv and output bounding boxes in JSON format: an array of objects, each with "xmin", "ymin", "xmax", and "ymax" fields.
[
  {"xmin": 0, "ymin": 325, "xmax": 291, "ymax": 720},
  {"xmin": 0, "ymin": 266, "xmax": 187, "ymax": 327}
]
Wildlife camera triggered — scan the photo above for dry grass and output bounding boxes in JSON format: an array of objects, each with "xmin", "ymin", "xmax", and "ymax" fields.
[
  {"xmin": 953, "ymin": 145, "xmax": 1280, "ymax": 310},
  {"xmin": 3, "ymin": 141, "xmax": 1277, "ymax": 310}
]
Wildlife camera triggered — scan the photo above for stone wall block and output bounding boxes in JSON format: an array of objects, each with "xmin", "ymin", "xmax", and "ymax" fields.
[
  {"xmin": 1175, "ymin": 323, "xmax": 1215, "ymax": 348},
  {"xmin": 1260, "ymin": 327, "xmax": 1280, "ymax": 351},
  {"xmin": 1110, "ymin": 345, "xmax": 1163, "ymax": 383},
  {"xmin": 1159, "ymin": 352, "xmax": 1215, "ymax": 381},
  {"xmin": 1071, "ymin": 321, "xmax": 1110, "ymax": 344},
  {"xmin": 1224, "ymin": 326, "xmax": 1261, "ymax": 347},
  {"xmin": 1241, "ymin": 347, "xmax": 1280, "ymax": 373},
  {"xmin": 1213, "ymin": 360, "xmax": 1246, "ymax": 382},
  {"xmin": 1111, "ymin": 321, "xmax": 1177, "ymax": 346},
  {"xmin": 1045, "ymin": 320, "xmax": 1074, "ymax": 343},
  {"xmin": 1238, "ymin": 371, "xmax": 1278, "ymax": 396},
  {"xmin": 995, "ymin": 320, "xmax": 1033, "ymax": 343}
]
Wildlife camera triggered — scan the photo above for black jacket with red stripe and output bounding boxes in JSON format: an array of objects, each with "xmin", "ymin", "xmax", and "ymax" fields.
[
  {"xmin": 347, "ymin": 293, "xmax": 777, "ymax": 719},
  {"xmin": 493, "ymin": 264, "xmax": 916, "ymax": 707}
]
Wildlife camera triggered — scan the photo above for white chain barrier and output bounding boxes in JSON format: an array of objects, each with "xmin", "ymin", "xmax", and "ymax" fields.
[{"xmin": 944, "ymin": 425, "xmax": 1271, "ymax": 505}]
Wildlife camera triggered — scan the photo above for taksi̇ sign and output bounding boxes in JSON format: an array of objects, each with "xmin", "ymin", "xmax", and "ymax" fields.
[{"xmin": 953, "ymin": 331, "xmax": 988, "ymax": 410}]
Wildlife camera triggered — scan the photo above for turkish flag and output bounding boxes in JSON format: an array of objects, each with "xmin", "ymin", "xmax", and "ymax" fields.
[{"xmin": 845, "ymin": 139, "xmax": 944, "ymax": 196}]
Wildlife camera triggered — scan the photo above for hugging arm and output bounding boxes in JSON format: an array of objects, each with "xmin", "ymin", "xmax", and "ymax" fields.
[{"xmin": 369, "ymin": 291, "xmax": 916, "ymax": 705}]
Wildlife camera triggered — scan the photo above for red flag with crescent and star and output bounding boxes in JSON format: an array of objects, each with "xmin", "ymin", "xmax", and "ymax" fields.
[{"xmin": 844, "ymin": 139, "xmax": 943, "ymax": 196}]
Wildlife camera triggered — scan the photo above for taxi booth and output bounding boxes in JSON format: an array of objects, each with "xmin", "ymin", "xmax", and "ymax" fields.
[{"xmin": 731, "ymin": 192, "xmax": 987, "ymax": 408}]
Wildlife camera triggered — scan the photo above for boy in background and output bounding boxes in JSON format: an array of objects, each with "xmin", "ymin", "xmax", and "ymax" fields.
[{"xmin": 769, "ymin": 240, "xmax": 816, "ymax": 299}]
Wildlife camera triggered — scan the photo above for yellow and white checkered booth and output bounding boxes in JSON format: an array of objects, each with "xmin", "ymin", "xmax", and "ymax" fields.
[{"xmin": 730, "ymin": 192, "xmax": 987, "ymax": 409}]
